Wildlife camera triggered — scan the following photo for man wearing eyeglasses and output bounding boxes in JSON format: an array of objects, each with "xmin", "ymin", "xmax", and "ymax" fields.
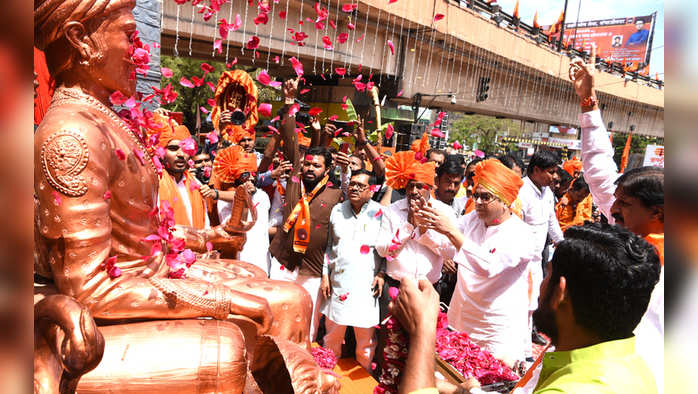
[
  {"xmin": 416, "ymin": 158, "xmax": 537, "ymax": 369},
  {"xmin": 320, "ymin": 169, "xmax": 385, "ymax": 371}
]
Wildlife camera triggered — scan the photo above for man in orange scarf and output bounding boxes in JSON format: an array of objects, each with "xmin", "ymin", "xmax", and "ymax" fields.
[
  {"xmin": 555, "ymin": 176, "xmax": 593, "ymax": 232},
  {"xmin": 152, "ymin": 114, "xmax": 209, "ymax": 229}
]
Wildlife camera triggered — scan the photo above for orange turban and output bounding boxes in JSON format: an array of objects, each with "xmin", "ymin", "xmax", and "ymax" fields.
[
  {"xmin": 410, "ymin": 133, "xmax": 430, "ymax": 161},
  {"xmin": 147, "ymin": 112, "xmax": 190, "ymax": 147},
  {"xmin": 385, "ymin": 151, "xmax": 436, "ymax": 189},
  {"xmin": 473, "ymin": 158, "xmax": 523, "ymax": 206},
  {"xmin": 563, "ymin": 158, "xmax": 582, "ymax": 177},
  {"xmin": 210, "ymin": 70, "xmax": 259, "ymax": 144},
  {"xmin": 298, "ymin": 133, "xmax": 311, "ymax": 148},
  {"xmin": 213, "ymin": 145, "xmax": 258, "ymax": 183}
]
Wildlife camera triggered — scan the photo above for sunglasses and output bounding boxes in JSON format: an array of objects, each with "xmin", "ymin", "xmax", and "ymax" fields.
[{"xmin": 472, "ymin": 192, "xmax": 496, "ymax": 204}]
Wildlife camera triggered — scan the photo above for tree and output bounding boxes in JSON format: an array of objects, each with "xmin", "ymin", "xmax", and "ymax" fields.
[
  {"xmin": 448, "ymin": 114, "xmax": 518, "ymax": 154},
  {"xmin": 160, "ymin": 55, "xmax": 279, "ymax": 133}
]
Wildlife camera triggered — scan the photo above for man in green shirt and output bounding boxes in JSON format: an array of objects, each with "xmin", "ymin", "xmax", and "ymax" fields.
[{"xmin": 532, "ymin": 223, "xmax": 661, "ymax": 393}]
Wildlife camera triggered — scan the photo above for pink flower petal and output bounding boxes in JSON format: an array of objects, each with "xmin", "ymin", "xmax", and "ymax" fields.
[
  {"xmin": 300, "ymin": 88, "xmax": 311, "ymax": 95},
  {"xmin": 388, "ymin": 287, "xmax": 399, "ymax": 300},
  {"xmin": 387, "ymin": 40, "xmax": 395, "ymax": 55},
  {"xmin": 308, "ymin": 107, "xmax": 323, "ymax": 117},
  {"xmin": 115, "ymin": 148, "xmax": 126, "ymax": 160},
  {"xmin": 180, "ymin": 77, "xmax": 195, "ymax": 88},
  {"xmin": 385, "ymin": 123, "xmax": 394, "ymax": 140},
  {"xmin": 279, "ymin": 10, "xmax": 287, "ymax": 19},
  {"xmin": 103, "ymin": 190, "xmax": 112, "ymax": 200},
  {"xmin": 288, "ymin": 103, "xmax": 300, "ymax": 117},
  {"xmin": 322, "ymin": 35, "xmax": 333, "ymax": 50},
  {"xmin": 161, "ymin": 67, "xmax": 173, "ymax": 79},
  {"xmin": 246, "ymin": 35, "xmax": 260, "ymax": 50},
  {"xmin": 201, "ymin": 62, "xmax": 215, "ymax": 74},
  {"xmin": 257, "ymin": 69, "xmax": 273, "ymax": 85},
  {"xmin": 434, "ymin": 13, "xmax": 445, "ymax": 22},
  {"xmin": 206, "ymin": 241, "xmax": 213, "ymax": 252},
  {"xmin": 342, "ymin": 3, "xmax": 358, "ymax": 12},
  {"xmin": 328, "ymin": 115, "xmax": 339, "ymax": 121},
  {"xmin": 430, "ymin": 128, "xmax": 445, "ymax": 138},
  {"xmin": 452, "ymin": 141, "xmax": 462, "ymax": 150},
  {"xmin": 360, "ymin": 245, "xmax": 371, "ymax": 254},
  {"xmin": 52, "ymin": 190, "xmax": 62, "ymax": 206},
  {"xmin": 335, "ymin": 67, "xmax": 346, "ymax": 76},
  {"xmin": 109, "ymin": 90, "xmax": 128, "ymax": 106},
  {"xmin": 214, "ymin": 39, "xmax": 223, "ymax": 54},
  {"xmin": 374, "ymin": 209, "xmax": 383, "ymax": 218},
  {"xmin": 337, "ymin": 33, "xmax": 349, "ymax": 44},
  {"xmin": 289, "ymin": 56, "xmax": 304, "ymax": 76},
  {"xmin": 291, "ymin": 175, "xmax": 300, "ymax": 183},
  {"xmin": 259, "ymin": 103, "xmax": 273, "ymax": 117}
]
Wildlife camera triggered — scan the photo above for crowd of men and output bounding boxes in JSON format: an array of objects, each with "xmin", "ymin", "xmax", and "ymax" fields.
[{"xmin": 149, "ymin": 55, "xmax": 664, "ymax": 394}]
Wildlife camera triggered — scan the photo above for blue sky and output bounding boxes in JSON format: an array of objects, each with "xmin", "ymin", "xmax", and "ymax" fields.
[{"xmin": 494, "ymin": 0, "xmax": 664, "ymax": 77}]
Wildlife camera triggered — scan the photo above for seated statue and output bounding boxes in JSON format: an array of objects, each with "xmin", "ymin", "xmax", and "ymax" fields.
[{"xmin": 33, "ymin": 0, "xmax": 337, "ymax": 392}]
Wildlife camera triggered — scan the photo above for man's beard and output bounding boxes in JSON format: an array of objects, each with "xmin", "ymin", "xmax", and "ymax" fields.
[
  {"xmin": 532, "ymin": 288, "xmax": 559, "ymax": 344},
  {"xmin": 302, "ymin": 173, "xmax": 321, "ymax": 190}
]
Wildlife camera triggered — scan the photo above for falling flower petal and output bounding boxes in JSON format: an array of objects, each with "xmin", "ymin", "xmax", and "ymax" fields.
[
  {"xmin": 385, "ymin": 123, "xmax": 394, "ymax": 140},
  {"xmin": 52, "ymin": 190, "xmax": 62, "ymax": 206},
  {"xmin": 254, "ymin": 12, "xmax": 269, "ymax": 25},
  {"xmin": 258, "ymin": 103, "xmax": 273, "ymax": 117},
  {"xmin": 300, "ymin": 88, "xmax": 311, "ymax": 95},
  {"xmin": 374, "ymin": 209, "xmax": 383, "ymax": 218},
  {"xmin": 322, "ymin": 35, "xmax": 333, "ymax": 50},
  {"xmin": 430, "ymin": 128, "xmax": 445, "ymax": 138},
  {"xmin": 328, "ymin": 115, "xmax": 339, "ymax": 121},
  {"xmin": 180, "ymin": 77, "xmax": 195, "ymax": 88},
  {"xmin": 103, "ymin": 190, "xmax": 112, "ymax": 201},
  {"xmin": 291, "ymin": 175, "xmax": 300, "ymax": 183},
  {"xmin": 213, "ymin": 39, "xmax": 223, "ymax": 54},
  {"xmin": 397, "ymin": 89, "xmax": 404, "ymax": 97},
  {"xmin": 289, "ymin": 56, "xmax": 304, "ymax": 76},
  {"xmin": 161, "ymin": 67, "xmax": 174, "ymax": 78},
  {"xmin": 109, "ymin": 90, "xmax": 128, "ymax": 106},
  {"xmin": 246, "ymin": 35, "xmax": 260, "ymax": 49},
  {"xmin": 206, "ymin": 241, "xmax": 213, "ymax": 252},
  {"xmin": 207, "ymin": 131, "xmax": 219, "ymax": 144},
  {"xmin": 452, "ymin": 141, "xmax": 463, "ymax": 150},
  {"xmin": 308, "ymin": 107, "xmax": 323, "ymax": 117},
  {"xmin": 339, "ymin": 293, "xmax": 348, "ymax": 301},
  {"xmin": 434, "ymin": 13, "xmax": 445, "ymax": 22},
  {"xmin": 201, "ymin": 63, "xmax": 215, "ymax": 74},
  {"xmin": 337, "ymin": 32, "xmax": 349, "ymax": 44},
  {"xmin": 388, "ymin": 287, "xmax": 399, "ymax": 300},
  {"xmin": 199, "ymin": 106, "xmax": 209, "ymax": 114},
  {"xmin": 115, "ymin": 148, "xmax": 126, "ymax": 160},
  {"xmin": 279, "ymin": 10, "xmax": 287, "ymax": 19},
  {"xmin": 180, "ymin": 137, "xmax": 197, "ymax": 157},
  {"xmin": 387, "ymin": 40, "xmax": 395, "ymax": 55},
  {"xmin": 342, "ymin": 3, "xmax": 358, "ymax": 12},
  {"xmin": 288, "ymin": 103, "xmax": 300, "ymax": 117},
  {"xmin": 348, "ymin": 22, "xmax": 355, "ymax": 30}
]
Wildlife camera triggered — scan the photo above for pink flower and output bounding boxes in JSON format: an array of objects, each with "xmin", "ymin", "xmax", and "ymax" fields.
[
  {"xmin": 133, "ymin": 148, "xmax": 146, "ymax": 165},
  {"xmin": 161, "ymin": 67, "xmax": 173, "ymax": 79},
  {"xmin": 387, "ymin": 40, "xmax": 395, "ymax": 55},
  {"xmin": 347, "ymin": 22, "xmax": 355, "ymax": 30},
  {"xmin": 397, "ymin": 90, "xmax": 403, "ymax": 97},
  {"xmin": 337, "ymin": 33, "xmax": 349, "ymax": 44},
  {"xmin": 311, "ymin": 347, "xmax": 338, "ymax": 370},
  {"xmin": 360, "ymin": 245, "xmax": 371, "ymax": 254},
  {"xmin": 201, "ymin": 62, "xmax": 215, "ymax": 74},
  {"xmin": 103, "ymin": 190, "xmax": 112, "ymax": 201},
  {"xmin": 206, "ymin": 241, "xmax": 213, "ymax": 252},
  {"xmin": 339, "ymin": 293, "xmax": 348, "ymax": 301},
  {"xmin": 328, "ymin": 115, "xmax": 339, "ymax": 121},
  {"xmin": 289, "ymin": 56, "xmax": 304, "ymax": 76}
]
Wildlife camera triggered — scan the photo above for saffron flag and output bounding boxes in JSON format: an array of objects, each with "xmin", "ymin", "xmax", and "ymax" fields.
[{"xmin": 620, "ymin": 133, "xmax": 632, "ymax": 173}]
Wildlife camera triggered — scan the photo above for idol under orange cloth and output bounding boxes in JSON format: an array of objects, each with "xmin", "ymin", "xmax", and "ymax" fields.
[
  {"xmin": 211, "ymin": 70, "xmax": 259, "ymax": 143},
  {"xmin": 645, "ymin": 233, "xmax": 664, "ymax": 266},
  {"xmin": 472, "ymin": 159, "xmax": 523, "ymax": 206},
  {"xmin": 385, "ymin": 151, "xmax": 436, "ymax": 189},
  {"xmin": 562, "ymin": 158, "xmax": 582, "ymax": 177},
  {"xmin": 159, "ymin": 171, "xmax": 206, "ymax": 228},
  {"xmin": 555, "ymin": 193, "xmax": 593, "ymax": 232},
  {"xmin": 213, "ymin": 145, "xmax": 258, "ymax": 184}
]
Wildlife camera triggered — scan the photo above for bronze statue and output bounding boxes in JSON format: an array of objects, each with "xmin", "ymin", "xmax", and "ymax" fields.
[{"xmin": 33, "ymin": 0, "xmax": 338, "ymax": 392}]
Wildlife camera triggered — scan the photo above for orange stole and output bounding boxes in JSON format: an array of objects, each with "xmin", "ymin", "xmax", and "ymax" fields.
[
  {"xmin": 159, "ymin": 171, "xmax": 206, "ymax": 228},
  {"xmin": 645, "ymin": 233, "xmax": 664, "ymax": 266},
  {"xmin": 555, "ymin": 193, "xmax": 593, "ymax": 232}
]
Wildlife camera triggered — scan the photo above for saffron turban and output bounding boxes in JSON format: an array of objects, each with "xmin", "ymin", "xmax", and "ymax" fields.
[
  {"xmin": 473, "ymin": 158, "xmax": 523, "ymax": 206},
  {"xmin": 297, "ymin": 133, "xmax": 311, "ymax": 148},
  {"xmin": 147, "ymin": 112, "xmax": 191, "ymax": 148},
  {"xmin": 410, "ymin": 133, "xmax": 430, "ymax": 162},
  {"xmin": 213, "ymin": 145, "xmax": 258, "ymax": 184},
  {"xmin": 385, "ymin": 151, "xmax": 436, "ymax": 189},
  {"xmin": 211, "ymin": 70, "xmax": 259, "ymax": 144},
  {"xmin": 35, "ymin": 0, "xmax": 136, "ymax": 50},
  {"xmin": 563, "ymin": 158, "xmax": 583, "ymax": 177}
]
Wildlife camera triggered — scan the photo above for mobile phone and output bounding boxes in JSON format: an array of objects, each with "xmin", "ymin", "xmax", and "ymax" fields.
[{"xmin": 331, "ymin": 120, "xmax": 355, "ymax": 134}]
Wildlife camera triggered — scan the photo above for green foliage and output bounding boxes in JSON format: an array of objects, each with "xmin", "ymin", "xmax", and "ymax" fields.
[
  {"xmin": 159, "ymin": 55, "xmax": 280, "ymax": 132},
  {"xmin": 448, "ymin": 114, "xmax": 518, "ymax": 154},
  {"xmin": 611, "ymin": 133, "xmax": 664, "ymax": 167},
  {"xmin": 344, "ymin": 98, "xmax": 358, "ymax": 121}
]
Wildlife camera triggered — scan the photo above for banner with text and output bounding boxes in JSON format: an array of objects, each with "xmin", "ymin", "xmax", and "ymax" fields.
[{"xmin": 545, "ymin": 13, "xmax": 656, "ymax": 65}]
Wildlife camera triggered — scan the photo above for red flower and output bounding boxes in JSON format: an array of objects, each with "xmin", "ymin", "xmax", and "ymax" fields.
[
  {"xmin": 308, "ymin": 107, "xmax": 323, "ymax": 117},
  {"xmin": 246, "ymin": 35, "xmax": 260, "ymax": 50},
  {"xmin": 342, "ymin": 3, "xmax": 358, "ymax": 12},
  {"xmin": 337, "ymin": 33, "xmax": 349, "ymax": 44}
]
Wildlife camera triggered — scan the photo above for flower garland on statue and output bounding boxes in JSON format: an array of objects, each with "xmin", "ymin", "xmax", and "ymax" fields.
[{"xmin": 374, "ymin": 287, "xmax": 407, "ymax": 394}]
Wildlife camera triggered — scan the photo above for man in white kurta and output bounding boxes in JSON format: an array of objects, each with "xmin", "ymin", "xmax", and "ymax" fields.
[
  {"xmin": 448, "ymin": 210, "xmax": 537, "ymax": 365},
  {"xmin": 320, "ymin": 171, "xmax": 385, "ymax": 371},
  {"xmin": 218, "ymin": 187, "xmax": 271, "ymax": 274}
]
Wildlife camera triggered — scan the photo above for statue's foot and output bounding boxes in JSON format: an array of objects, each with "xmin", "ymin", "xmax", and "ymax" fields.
[{"xmin": 319, "ymin": 370, "xmax": 340, "ymax": 394}]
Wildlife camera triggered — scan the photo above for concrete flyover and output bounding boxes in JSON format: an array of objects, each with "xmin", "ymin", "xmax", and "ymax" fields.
[{"xmin": 161, "ymin": 0, "xmax": 663, "ymax": 137}]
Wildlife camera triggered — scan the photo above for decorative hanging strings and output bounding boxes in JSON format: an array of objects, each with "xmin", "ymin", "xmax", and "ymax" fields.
[
  {"xmin": 313, "ymin": 0, "xmax": 323, "ymax": 74},
  {"xmin": 359, "ymin": 2, "xmax": 370, "ymax": 71},
  {"xmin": 266, "ymin": 0, "xmax": 277, "ymax": 69},
  {"xmin": 189, "ymin": 3, "xmax": 195, "ymax": 56},
  {"xmin": 212, "ymin": 8, "xmax": 219, "ymax": 57},
  {"xmin": 329, "ymin": 0, "xmax": 341, "ymax": 77},
  {"xmin": 225, "ymin": 0, "xmax": 234, "ymax": 64},
  {"xmin": 174, "ymin": 3, "xmax": 181, "ymax": 57},
  {"xmin": 378, "ymin": 11, "xmax": 392, "ymax": 86},
  {"xmin": 297, "ymin": 0, "xmax": 303, "ymax": 60},
  {"xmin": 241, "ymin": 0, "xmax": 249, "ymax": 54},
  {"xmin": 280, "ymin": 0, "xmax": 290, "ymax": 65}
]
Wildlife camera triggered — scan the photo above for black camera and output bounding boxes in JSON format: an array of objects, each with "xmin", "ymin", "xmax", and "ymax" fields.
[{"xmin": 230, "ymin": 109, "xmax": 247, "ymax": 125}]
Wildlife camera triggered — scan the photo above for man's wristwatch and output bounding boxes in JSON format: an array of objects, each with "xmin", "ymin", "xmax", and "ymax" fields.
[{"xmin": 214, "ymin": 189, "xmax": 219, "ymax": 200}]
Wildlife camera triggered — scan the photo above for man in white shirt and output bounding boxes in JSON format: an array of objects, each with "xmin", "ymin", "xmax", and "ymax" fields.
[
  {"xmin": 320, "ymin": 170, "xmax": 385, "ymax": 371},
  {"xmin": 417, "ymin": 158, "xmax": 537, "ymax": 367},
  {"xmin": 518, "ymin": 149, "xmax": 564, "ymax": 338},
  {"xmin": 375, "ymin": 153, "xmax": 458, "ymax": 286}
]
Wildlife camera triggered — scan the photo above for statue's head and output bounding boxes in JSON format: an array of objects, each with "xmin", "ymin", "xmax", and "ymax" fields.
[{"xmin": 35, "ymin": 0, "xmax": 138, "ymax": 96}]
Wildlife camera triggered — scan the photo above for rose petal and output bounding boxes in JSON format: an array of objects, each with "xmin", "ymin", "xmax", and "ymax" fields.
[
  {"xmin": 115, "ymin": 148, "xmax": 126, "ymax": 160},
  {"xmin": 109, "ymin": 90, "xmax": 128, "ymax": 106},
  {"xmin": 246, "ymin": 35, "xmax": 260, "ymax": 49},
  {"xmin": 385, "ymin": 123, "xmax": 394, "ymax": 140},
  {"xmin": 214, "ymin": 39, "xmax": 223, "ymax": 54},
  {"xmin": 337, "ymin": 33, "xmax": 349, "ymax": 44},
  {"xmin": 180, "ymin": 77, "xmax": 195, "ymax": 88},
  {"xmin": 161, "ymin": 67, "xmax": 174, "ymax": 79},
  {"xmin": 434, "ymin": 13, "xmax": 445, "ymax": 22},
  {"xmin": 360, "ymin": 245, "xmax": 371, "ymax": 254},
  {"xmin": 289, "ymin": 56, "xmax": 304, "ymax": 76},
  {"xmin": 335, "ymin": 67, "xmax": 346, "ymax": 76},
  {"xmin": 201, "ymin": 63, "xmax": 215, "ymax": 74},
  {"xmin": 322, "ymin": 35, "xmax": 333, "ymax": 50},
  {"xmin": 259, "ymin": 103, "xmax": 273, "ymax": 117},
  {"xmin": 387, "ymin": 40, "xmax": 395, "ymax": 55},
  {"xmin": 328, "ymin": 115, "xmax": 339, "ymax": 121},
  {"xmin": 374, "ymin": 208, "xmax": 383, "ymax": 218},
  {"xmin": 342, "ymin": 3, "xmax": 358, "ymax": 12},
  {"xmin": 430, "ymin": 128, "xmax": 445, "ymax": 138},
  {"xmin": 388, "ymin": 287, "xmax": 399, "ymax": 300},
  {"xmin": 308, "ymin": 107, "xmax": 323, "ymax": 117}
]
